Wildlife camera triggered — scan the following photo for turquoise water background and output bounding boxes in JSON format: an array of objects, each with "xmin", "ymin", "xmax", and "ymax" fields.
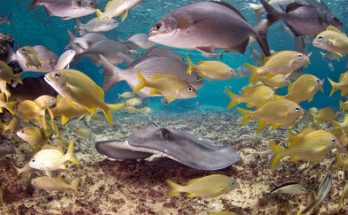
[{"xmin": 0, "ymin": 0, "xmax": 347, "ymax": 111}]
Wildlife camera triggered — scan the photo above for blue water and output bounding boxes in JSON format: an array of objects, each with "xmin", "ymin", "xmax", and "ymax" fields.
[{"xmin": 0, "ymin": 0, "xmax": 347, "ymax": 111}]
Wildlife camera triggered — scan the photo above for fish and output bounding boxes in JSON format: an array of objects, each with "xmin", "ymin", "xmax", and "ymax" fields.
[
  {"xmin": 143, "ymin": 46, "xmax": 184, "ymax": 63},
  {"xmin": 8, "ymin": 76, "xmax": 58, "ymax": 102},
  {"xmin": 68, "ymin": 31, "xmax": 109, "ymax": 50},
  {"xmin": 0, "ymin": 142, "xmax": 15, "ymax": 159},
  {"xmin": 313, "ymin": 26, "xmax": 348, "ymax": 58},
  {"xmin": 118, "ymin": 92, "xmax": 135, "ymax": 99},
  {"xmin": 124, "ymin": 97, "xmax": 142, "ymax": 107},
  {"xmin": 74, "ymin": 127, "xmax": 92, "ymax": 138},
  {"xmin": 122, "ymin": 106, "xmax": 139, "ymax": 114},
  {"xmin": 100, "ymin": 55, "xmax": 203, "ymax": 96},
  {"xmin": 76, "ymin": 18, "xmax": 119, "ymax": 35},
  {"xmin": 0, "ymin": 117, "xmax": 19, "ymax": 139},
  {"xmin": 339, "ymin": 180, "xmax": 348, "ymax": 208},
  {"xmin": 31, "ymin": 176, "xmax": 79, "ymax": 193},
  {"xmin": 328, "ymin": 71, "xmax": 348, "ymax": 96},
  {"xmin": 250, "ymin": 73, "xmax": 291, "ymax": 89},
  {"xmin": 96, "ymin": 126, "xmax": 241, "ymax": 170},
  {"xmin": 260, "ymin": 0, "xmax": 342, "ymax": 37},
  {"xmin": 123, "ymin": 33, "xmax": 155, "ymax": 50},
  {"xmin": 134, "ymin": 72, "xmax": 197, "ymax": 103},
  {"xmin": 238, "ymin": 99, "xmax": 304, "ymax": 132},
  {"xmin": 244, "ymin": 51, "xmax": 310, "ymax": 77},
  {"xmin": 288, "ymin": 126, "xmax": 316, "ymax": 147},
  {"xmin": 29, "ymin": 0, "xmax": 97, "ymax": 20},
  {"xmin": 309, "ymin": 107, "xmax": 336, "ymax": 124},
  {"xmin": 96, "ymin": 0, "xmax": 141, "ymax": 21},
  {"xmin": 16, "ymin": 100, "xmax": 47, "ymax": 129},
  {"xmin": 270, "ymin": 130, "xmax": 338, "ymax": 169},
  {"xmin": 148, "ymin": 1, "xmax": 270, "ymax": 56},
  {"xmin": 270, "ymin": 182, "xmax": 307, "ymax": 195},
  {"xmin": 34, "ymin": 95, "xmax": 56, "ymax": 110},
  {"xmin": 29, "ymin": 139, "xmax": 79, "ymax": 175},
  {"xmin": 16, "ymin": 46, "xmax": 42, "ymax": 69},
  {"xmin": 44, "ymin": 69, "xmax": 125, "ymax": 126},
  {"xmin": 332, "ymin": 115, "xmax": 348, "ymax": 131},
  {"xmin": 16, "ymin": 126, "xmax": 48, "ymax": 150},
  {"xmin": 0, "ymin": 80, "xmax": 11, "ymax": 101},
  {"xmin": 225, "ymin": 85, "xmax": 276, "ymax": 109},
  {"xmin": 186, "ymin": 55, "xmax": 236, "ymax": 81},
  {"xmin": 55, "ymin": 49, "xmax": 76, "ymax": 70},
  {"xmin": 340, "ymin": 101, "xmax": 348, "ymax": 112},
  {"xmin": 283, "ymin": 74, "xmax": 323, "ymax": 103},
  {"xmin": 0, "ymin": 60, "xmax": 22, "ymax": 84},
  {"xmin": 166, "ymin": 174, "xmax": 238, "ymax": 198},
  {"xmin": 0, "ymin": 13, "xmax": 11, "ymax": 26},
  {"xmin": 138, "ymin": 107, "xmax": 151, "ymax": 114},
  {"xmin": 0, "ymin": 93, "xmax": 16, "ymax": 115}
]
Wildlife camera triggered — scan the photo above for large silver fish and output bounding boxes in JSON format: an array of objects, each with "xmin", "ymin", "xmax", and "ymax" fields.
[
  {"xmin": 100, "ymin": 55, "xmax": 203, "ymax": 96},
  {"xmin": 148, "ymin": 1, "xmax": 270, "ymax": 56},
  {"xmin": 30, "ymin": 0, "xmax": 97, "ymax": 20}
]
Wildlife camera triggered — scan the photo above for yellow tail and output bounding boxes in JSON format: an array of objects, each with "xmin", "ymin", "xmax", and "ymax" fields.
[
  {"xmin": 328, "ymin": 78, "xmax": 338, "ymax": 96},
  {"xmin": 166, "ymin": 179, "xmax": 181, "ymax": 197},
  {"xmin": 237, "ymin": 107, "xmax": 251, "ymax": 125},
  {"xmin": 244, "ymin": 63, "xmax": 260, "ymax": 74},
  {"xmin": 70, "ymin": 178, "xmax": 80, "ymax": 193},
  {"xmin": 186, "ymin": 55, "xmax": 196, "ymax": 75},
  {"xmin": 269, "ymin": 140, "xmax": 284, "ymax": 169},
  {"xmin": 96, "ymin": 9, "xmax": 104, "ymax": 22},
  {"xmin": 5, "ymin": 101, "xmax": 16, "ymax": 115},
  {"xmin": 65, "ymin": 140, "xmax": 80, "ymax": 166},
  {"xmin": 224, "ymin": 89, "xmax": 240, "ymax": 109},
  {"xmin": 134, "ymin": 71, "xmax": 147, "ymax": 93},
  {"xmin": 249, "ymin": 71, "xmax": 260, "ymax": 84}
]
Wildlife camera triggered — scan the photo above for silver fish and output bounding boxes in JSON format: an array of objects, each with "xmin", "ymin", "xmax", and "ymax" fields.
[
  {"xmin": 148, "ymin": 1, "xmax": 270, "ymax": 56},
  {"xmin": 68, "ymin": 31, "xmax": 109, "ymax": 51},
  {"xmin": 55, "ymin": 49, "xmax": 76, "ymax": 70},
  {"xmin": 30, "ymin": 0, "xmax": 97, "ymax": 20},
  {"xmin": 100, "ymin": 55, "xmax": 203, "ymax": 96},
  {"xmin": 143, "ymin": 46, "xmax": 184, "ymax": 63},
  {"xmin": 0, "ymin": 143, "xmax": 15, "ymax": 159},
  {"xmin": 76, "ymin": 17, "xmax": 119, "ymax": 35},
  {"xmin": 270, "ymin": 182, "xmax": 307, "ymax": 195},
  {"xmin": 124, "ymin": 33, "xmax": 155, "ymax": 50}
]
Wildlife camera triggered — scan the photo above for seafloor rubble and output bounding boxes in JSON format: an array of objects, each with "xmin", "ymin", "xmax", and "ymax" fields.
[{"xmin": 0, "ymin": 107, "xmax": 346, "ymax": 215}]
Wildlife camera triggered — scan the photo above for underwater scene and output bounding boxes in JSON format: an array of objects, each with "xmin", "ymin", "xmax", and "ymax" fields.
[{"xmin": 1, "ymin": 0, "xmax": 348, "ymax": 214}]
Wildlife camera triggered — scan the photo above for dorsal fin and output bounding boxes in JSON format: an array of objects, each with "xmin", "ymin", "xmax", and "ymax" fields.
[
  {"xmin": 210, "ymin": 1, "xmax": 247, "ymax": 21},
  {"xmin": 327, "ymin": 25, "xmax": 346, "ymax": 36},
  {"xmin": 286, "ymin": 3, "xmax": 305, "ymax": 13},
  {"xmin": 263, "ymin": 52, "xmax": 281, "ymax": 64}
]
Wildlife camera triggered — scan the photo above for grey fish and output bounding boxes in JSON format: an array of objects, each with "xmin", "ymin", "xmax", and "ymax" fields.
[
  {"xmin": 260, "ymin": 0, "xmax": 342, "ymax": 37},
  {"xmin": 270, "ymin": 182, "xmax": 307, "ymax": 195},
  {"xmin": 123, "ymin": 33, "xmax": 155, "ymax": 50},
  {"xmin": 55, "ymin": 49, "xmax": 76, "ymax": 70},
  {"xmin": 76, "ymin": 17, "xmax": 119, "ymax": 35},
  {"xmin": 0, "ymin": 143, "xmax": 15, "ymax": 159},
  {"xmin": 143, "ymin": 46, "xmax": 184, "ymax": 63},
  {"xmin": 0, "ymin": 13, "xmax": 11, "ymax": 26},
  {"xmin": 100, "ymin": 55, "xmax": 203, "ymax": 96},
  {"xmin": 30, "ymin": 0, "xmax": 97, "ymax": 20},
  {"xmin": 96, "ymin": 127, "xmax": 241, "ymax": 170},
  {"xmin": 148, "ymin": 1, "xmax": 270, "ymax": 56},
  {"xmin": 68, "ymin": 31, "xmax": 109, "ymax": 51}
]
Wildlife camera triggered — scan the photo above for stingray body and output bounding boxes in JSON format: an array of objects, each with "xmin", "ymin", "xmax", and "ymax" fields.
[{"xmin": 95, "ymin": 127, "xmax": 241, "ymax": 170}]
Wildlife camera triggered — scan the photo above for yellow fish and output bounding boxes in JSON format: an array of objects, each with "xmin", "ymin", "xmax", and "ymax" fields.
[
  {"xmin": 74, "ymin": 128, "xmax": 92, "ymax": 138},
  {"xmin": 340, "ymin": 100, "xmax": 348, "ymax": 112},
  {"xmin": 138, "ymin": 107, "xmax": 152, "ymax": 114},
  {"xmin": 0, "ymin": 93, "xmax": 16, "ymax": 115},
  {"xmin": 270, "ymin": 130, "xmax": 338, "ymax": 169},
  {"xmin": 0, "ymin": 60, "xmax": 22, "ymax": 84},
  {"xmin": 16, "ymin": 100, "xmax": 47, "ymax": 129},
  {"xmin": 328, "ymin": 71, "xmax": 348, "ymax": 96},
  {"xmin": 31, "ymin": 176, "xmax": 79, "ymax": 193},
  {"xmin": 34, "ymin": 95, "xmax": 56, "ymax": 109},
  {"xmin": 122, "ymin": 106, "xmax": 139, "ymax": 113},
  {"xmin": 0, "ymin": 80, "xmax": 11, "ymax": 101},
  {"xmin": 186, "ymin": 55, "xmax": 236, "ymax": 80},
  {"xmin": 17, "ymin": 46, "xmax": 42, "ymax": 69},
  {"xmin": 313, "ymin": 26, "xmax": 348, "ymax": 57},
  {"xmin": 0, "ymin": 117, "xmax": 19, "ymax": 138},
  {"xmin": 16, "ymin": 126, "xmax": 48, "ymax": 150},
  {"xmin": 309, "ymin": 107, "xmax": 336, "ymax": 124},
  {"xmin": 250, "ymin": 73, "xmax": 291, "ymax": 89},
  {"xmin": 244, "ymin": 51, "xmax": 310, "ymax": 77},
  {"xmin": 96, "ymin": 0, "xmax": 141, "ymax": 21},
  {"xmin": 166, "ymin": 174, "xmax": 238, "ymax": 198},
  {"xmin": 238, "ymin": 99, "xmax": 304, "ymax": 133},
  {"xmin": 118, "ymin": 91, "xmax": 135, "ymax": 99},
  {"xmin": 339, "ymin": 180, "xmax": 348, "ymax": 208},
  {"xmin": 288, "ymin": 126, "xmax": 316, "ymax": 147},
  {"xmin": 283, "ymin": 74, "xmax": 323, "ymax": 103},
  {"xmin": 225, "ymin": 85, "xmax": 276, "ymax": 109},
  {"xmin": 134, "ymin": 71, "xmax": 197, "ymax": 103},
  {"xmin": 44, "ymin": 69, "xmax": 124, "ymax": 126},
  {"xmin": 125, "ymin": 97, "xmax": 142, "ymax": 107}
]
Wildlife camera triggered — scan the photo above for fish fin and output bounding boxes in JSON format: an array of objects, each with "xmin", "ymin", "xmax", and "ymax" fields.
[
  {"xmin": 286, "ymin": 23, "xmax": 302, "ymax": 37},
  {"xmin": 237, "ymin": 108, "xmax": 252, "ymax": 125},
  {"xmin": 260, "ymin": 0, "xmax": 284, "ymax": 19},
  {"xmin": 149, "ymin": 89, "xmax": 159, "ymax": 95},
  {"xmin": 100, "ymin": 55, "xmax": 122, "ymax": 92},
  {"xmin": 134, "ymin": 71, "xmax": 147, "ymax": 93},
  {"xmin": 61, "ymin": 115, "xmax": 69, "ymax": 126},
  {"xmin": 289, "ymin": 156, "xmax": 299, "ymax": 162},
  {"xmin": 165, "ymin": 97, "xmax": 176, "ymax": 103},
  {"xmin": 29, "ymin": 0, "xmax": 41, "ymax": 10},
  {"xmin": 224, "ymin": 89, "xmax": 240, "ymax": 109},
  {"xmin": 233, "ymin": 38, "xmax": 249, "ymax": 54},
  {"xmin": 107, "ymin": 102, "xmax": 125, "ymax": 112},
  {"xmin": 248, "ymin": 3, "xmax": 264, "ymax": 20},
  {"xmin": 185, "ymin": 55, "xmax": 196, "ymax": 75},
  {"xmin": 75, "ymin": 19, "xmax": 81, "ymax": 32},
  {"xmin": 60, "ymin": 164, "xmax": 67, "ymax": 170},
  {"xmin": 328, "ymin": 78, "xmax": 338, "ymax": 96},
  {"xmin": 65, "ymin": 139, "xmax": 80, "ymax": 166},
  {"xmin": 102, "ymin": 106, "xmax": 113, "ymax": 126},
  {"xmin": 166, "ymin": 180, "xmax": 181, "ymax": 197},
  {"xmin": 5, "ymin": 101, "xmax": 16, "ymax": 115},
  {"xmin": 249, "ymin": 71, "xmax": 260, "ymax": 84},
  {"xmin": 96, "ymin": 9, "xmax": 104, "ymax": 22},
  {"xmin": 151, "ymin": 74, "xmax": 162, "ymax": 80},
  {"xmin": 119, "ymin": 10, "xmax": 128, "ymax": 21},
  {"xmin": 327, "ymin": 25, "xmax": 345, "ymax": 35},
  {"xmin": 177, "ymin": 15, "xmax": 192, "ymax": 29},
  {"xmin": 244, "ymin": 63, "xmax": 260, "ymax": 74},
  {"xmin": 187, "ymin": 193, "xmax": 195, "ymax": 198},
  {"xmin": 196, "ymin": 47, "xmax": 215, "ymax": 55},
  {"xmin": 285, "ymin": 3, "xmax": 305, "ymax": 13},
  {"xmin": 45, "ymin": 171, "xmax": 53, "ymax": 177},
  {"xmin": 70, "ymin": 178, "xmax": 80, "ymax": 193},
  {"xmin": 257, "ymin": 120, "xmax": 266, "ymax": 133},
  {"xmin": 269, "ymin": 140, "xmax": 284, "ymax": 169}
]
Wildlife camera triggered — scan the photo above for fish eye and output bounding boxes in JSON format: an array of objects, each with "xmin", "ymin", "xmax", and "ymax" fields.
[
  {"xmin": 31, "ymin": 159, "xmax": 35, "ymax": 162},
  {"xmin": 295, "ymin": 107, "xmax": 301, "ymax": 112},
  {"xmin": 155, "ymin": 23, "xmax": 162, "ymax": 30},
  {"xmin": 297, "ymin": 53, "xmax": 303, "ymax": 58},
  {"xmin": 187, "ymin": 87, "xmax": 193, "ymax": 92},
  {"xmin": 230, "ymin": 181, "xmax": 236, "ymax": 186},
  {"xmin": 54, "ymin": 72, "xmax": 61, "ymax": 78},
  {"xmin": 318, "ymin": 36, "xmax": 323, "ymax": 41},
  {"xmin": 196, "ymin": 77, "xmax": 201, "ymax": 81},
  {"xmin": 332, "ymin": 138, "xmax": 337, "ymax": 143}
]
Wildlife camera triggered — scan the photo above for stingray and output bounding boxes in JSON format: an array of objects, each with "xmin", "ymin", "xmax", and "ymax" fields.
[{"xmin": 96, "ymin": 127, "xmax": 241, "ymax": 170}]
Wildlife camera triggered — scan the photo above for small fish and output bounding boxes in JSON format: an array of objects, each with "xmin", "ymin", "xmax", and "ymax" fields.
[
  {"xmin": 30, "ymin": 0, "xmax": 97, "ymax": 20},
  {"xmin": 96, "ymin": 0, "xmax": 141, "ymax": 21},
  {"xmin": 122, "ymin": 106, "xmax": 138, "ymax": 114},
  {"xmin": 44, "ymin": 69, "xmax": 125, "ymax": 126},
  {"xmin": 225, "ymin": 85, "xmax": 276, "ymax": 109},
  {"xmin": 238, "ymin": 99, "xmax": 304, "ymax": 133},
  {"xmin": 29, "ymin": 140, "xmax": 79, "ymax": 174},
  {"xmin": 270, "ymin": 130, "xmax": 338, "ymax": 169},
  {"xmin": 16, "ymin": 126, "xmax": 48, "ymax": 150},
  {"xmin": 31, "ymin": 176, "xmax": 79, "ymax": 193},
  {"xmin": 16, "ymin": 46, "xmax": 42, "ymax": 69},
  {"xmin": 74, "ymin": 128, "xmax": 92, "ymax": 138},
  {"xmin": 328, "ymin": 71, "xmax": 348, "ymax": 96},
  {"xmin": 55, "ymin": 49, "xmax": 76, "ymax": 70},
  {"xmin": 124, "ymin": 33, "xmax": 155, "ymax": 50},
  {"xmin": 339, "ymin": 180, "xmax": 348, "ymax": 208},
  {"xmin": 0, "ymin": 13, "xmax": 11, "ymax": 26},
  {"xmin": 250, "ymin": 73, "xmax": 291, "ymax": 89},
  {"xmin": 340, "ymin": 101, "xmax": 348, "ymax": 112},
  {"xmin": 76, "ymin": 18, "xmax": 119, "ymax": 35},
  {"xmin": 118, "ymin": 92, "xmax": 135, "ymax": 99},
  {"xmin": 283, "ymin": 74, "xmax": 323, "ymax": 103},
  {"xmin": 34, "ymin": 95, "xmax": 56, "ymax": 110},
  {"xmin": 0, "ymin": 143, "xmax": 15, "ymax": 159},
  {"xmin": 166, "ymin": 174, "xmax": 238, "ymax": 198},
  {"xmin": 134, "ymin": 72, "xmax": 197, "ymax": 103},
  {"xmin": 288, "ymin": 126, "xmax": 316, "ymax": 147},
  {"xmin": 124, "ymin": 97, "xmax": 142, "ymax": 107},
  {"xmin": 270, "ymin": 182, "xmax": 307, "ymax": 195},
  {"xmin": 16, "ymin": 100, "xmax": 47, "ymax": 129},
  {"xmin": 313, "ymin": 26, "xmax": 348, "ymax": 57},
  {"xmin": 138, "ymin": 107, "xmax": 151, "ymax": 114},
  {"xmin": 309, "ymin": 107, "xmax": 336, "ymax": 124},
  {"xmin": 328, "ymin": 63, "xmax": 335, "ymax": 73},
  {"xmin": 0, "ymin": 117, "xmax": 19, "ymax": 138},
  {"xmin": 0, "ymin": 60, "xmax": 22, "ymax": 84},
  {"xmin": 244, "ymin": 51, "xmax": 310, "ymax": 77}
]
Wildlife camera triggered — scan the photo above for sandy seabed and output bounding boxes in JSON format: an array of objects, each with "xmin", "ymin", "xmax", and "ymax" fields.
[{"xmin": 0, "ymin": 107, "xmax": 347, "ymax": 215}]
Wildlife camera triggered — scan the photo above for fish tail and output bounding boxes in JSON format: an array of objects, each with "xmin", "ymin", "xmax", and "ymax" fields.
[
  {"xmin": 102, "ymin": 107, "xmax": 113, "ymax": 126},
  {"xmin": 224, "ymin": 89, "xmax": 240, "ymax": 109},
  {"xmin": 65, "ymin": 139, "xmax": 80, "ymax": 166},
  {"xmin": 331, "ymin": 119, "xmax": 341, "ymax": 128},
  {"xmin": 70, "ymin": 178, "xmax": 80, "ymax": 193},
  {"xmin": 249, "ymin": 71, "xmax": 260, "ymax": 84},
  {"xmin": 96, "ymin": 9, "xmax": 104, "ymax": 22},
  {"xmin": 166, "ymin": 180, "xmax": 181, "ymax": 197},
  {"xmin": 244, "ymin": 63, "xmax": 261, "ymax": 74},
  {"xmin": 134, "ymin": 71, "xmax": 147, "ymax": 93},
  {"xmin": 328, "ymin": 78, "xmax": 338, "ymax": 96},
  {"xmin": 100, "ymin": 55, "xmax": 122, "ymax": 92},
  {"xmin": 13, "ymin": 72, "xmax": 23, "ymax": 85},
  {"xmin": 248, "ymin": 3, "xmax": 263, "ymax": 20},
  {"xmin": 29, "ymin": 0, "xmax": 42, "ymax": 10},
  {"xmin": 269, "ymin": 140, "xmax": 283, "ymax": 169},
  {"xmin": 185, "ymin": 55, "xmax": 196, "ymax": 75},
  {"xmin": 335, "ymin": 154, "xmax": 344, "ymax": 169},
  {"xmin": 260, "ymin": 0, "xmax": 284, "ymax": 19},
  {"xmin": 237, "ymin": 108, "xmax": 252, "ymax": 125},
  {"xmin": 5, "ymin": 101, "xmax": 16, "ymax": 115}
]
